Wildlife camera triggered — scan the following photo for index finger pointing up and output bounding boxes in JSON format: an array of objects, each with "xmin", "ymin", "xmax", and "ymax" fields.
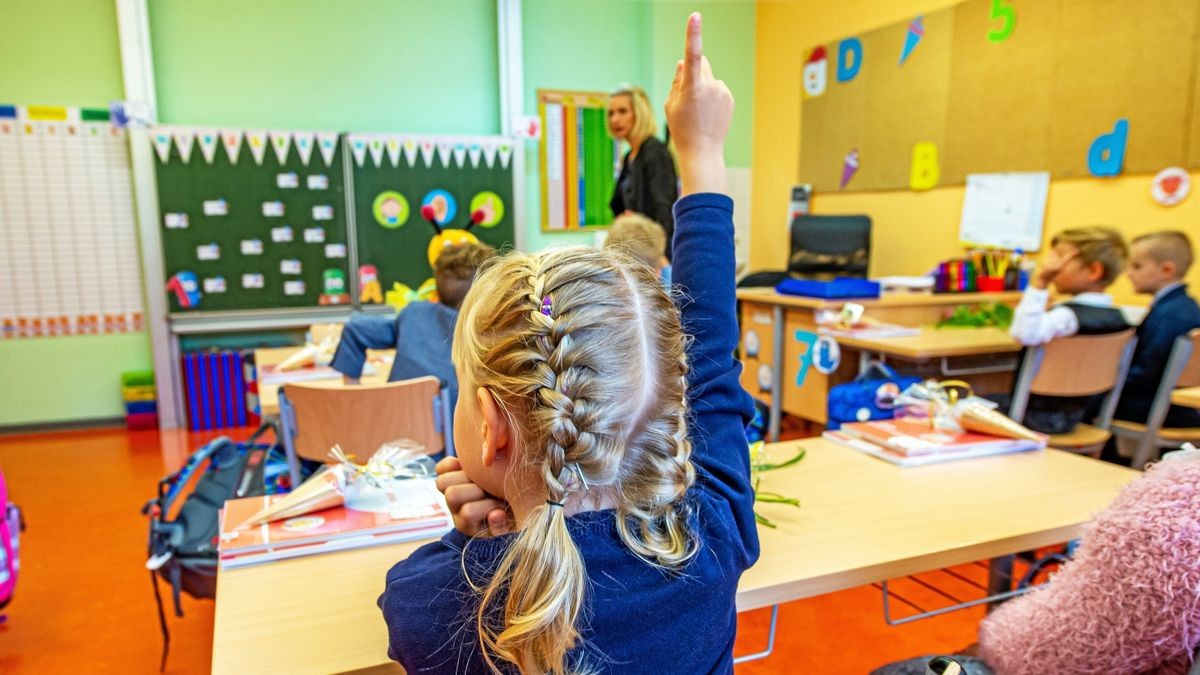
[{"xmin": 684, "ymin": 12, "xmax": 703, "ymax": 82}]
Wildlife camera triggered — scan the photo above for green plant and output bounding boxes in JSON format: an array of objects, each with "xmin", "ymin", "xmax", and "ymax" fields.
[
  {"xmin": 937, "ymin": 302, "xmax": 1014, "ymax": 329},
  {"xmin": 749, "ymin": 443, "xmax": 805, "ymax": 528}
]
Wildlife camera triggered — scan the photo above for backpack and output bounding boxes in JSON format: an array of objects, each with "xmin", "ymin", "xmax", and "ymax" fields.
[
  {"xmin": 142, "ymin": 424, "xmax": 298, "ymax": 669},
  {"xmin": 0, "ymin": 466, "xmax": 24, "ymax": 618},
  {"xmin": 827, "ymin": 362, "xmax": 921, "ymax": 430}
]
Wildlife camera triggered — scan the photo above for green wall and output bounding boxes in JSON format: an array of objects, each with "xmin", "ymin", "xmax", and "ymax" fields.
[
  {"xmin": 2, "ymin": 0, "xmax": 757, "ymax": 426},
  {"xmin": 0, "ymin": 0, "xmax": 153, "ymax": 427}
]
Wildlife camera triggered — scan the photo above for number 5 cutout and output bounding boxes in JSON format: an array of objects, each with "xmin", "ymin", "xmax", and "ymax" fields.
[{"xmin": 988, "ymin": 0, "xmax": 1015, "ymax": 43}]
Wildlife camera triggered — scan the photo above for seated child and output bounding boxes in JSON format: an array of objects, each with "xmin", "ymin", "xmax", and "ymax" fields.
[
  {"xmin": 1004, "ymin": 226, "xmax": 1130, "ymax": 434},
  {"xmin": 378, "ymin": 14, "xmax": 759, "ymax": 672},
  {"xmin": 1115, "ymin": 230, "xmax": 1200, "ymax": 428},
  {"xmin": 603, "ymin": 212, "xmax": 672, "ymax": 285},
  {"xmin": 330, "ymin": 241, "xmax": 494, "ymax": 408}
]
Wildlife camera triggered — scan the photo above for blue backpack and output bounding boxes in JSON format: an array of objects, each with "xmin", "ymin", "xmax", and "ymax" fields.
[{"xmin": 827, "ymin": 362, "xmax": 921, "ymax": 430}]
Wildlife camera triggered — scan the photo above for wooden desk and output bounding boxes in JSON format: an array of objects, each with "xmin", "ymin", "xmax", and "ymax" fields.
[
  {"xmin": 255, "ymin": 346, "xmax": 392, "ymax": 417},
  {"xmin": 1172, "ymin": 386, "xmax": 1200, "ymax": 409},
  {"xmin": 738, "ymin": 290, "xmax": 1023, "ymax": 434},
  {"xmin": 212, "ymin": 439, "xmax": 1137, "ymax": 674}
]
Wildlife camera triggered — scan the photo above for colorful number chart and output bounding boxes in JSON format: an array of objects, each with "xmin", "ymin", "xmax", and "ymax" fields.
[
  {"xmin": 538, "ymin": 90, "xmax": 619, "ymax": 231},
  {"xmin": 0, "ymin": 104, "xmax": 144, "ymax": 339},
  {"xmin": 153, "ymin": 127, "xmax": 352, "ymax": 313}
]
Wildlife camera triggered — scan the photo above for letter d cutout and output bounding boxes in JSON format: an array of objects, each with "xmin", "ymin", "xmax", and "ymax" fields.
[
  {"xmin": 837, "ymin": 38, "xmax": 863, "ymax": 82},
  {"xmin": 1088, "ymin": 119, "xmax": 1128, "ymax": 177}
]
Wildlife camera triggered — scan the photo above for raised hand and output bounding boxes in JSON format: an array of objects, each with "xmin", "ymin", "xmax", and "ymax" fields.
[
  {"xmin": 434, "ymin": 456, "xmax": 512, "ymax": 537},
  {"xmin": 664, "ymin": 12, "xmax": 734, "ymax": 197},
  {"xmin": 1034, "ymin": 246, "xmax": 1078, "ymax": 289}
]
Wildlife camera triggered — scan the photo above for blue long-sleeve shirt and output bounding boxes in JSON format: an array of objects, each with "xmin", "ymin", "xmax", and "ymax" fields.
[
  {"xmin": 377, "ymin": 193, "xmax": 758, "ymax": 673},
  {"xmin": 330, "ymin": 302, "xmax": 460, "ymax": 405}
]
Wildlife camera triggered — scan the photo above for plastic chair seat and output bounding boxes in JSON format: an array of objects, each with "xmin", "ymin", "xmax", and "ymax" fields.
[
  {"xmin": 1111, "ymin": 420, "xmax": 1200, "ymax": 442},
  {"xmin": 1048, "ymin": 424, "xmax": 1111, "ymax": 453}
]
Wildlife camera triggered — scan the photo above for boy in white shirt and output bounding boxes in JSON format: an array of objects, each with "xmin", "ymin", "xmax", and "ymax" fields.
[{"xmin": 1004, "ymin": 226, "xmax": 1129, "ymax": 434}]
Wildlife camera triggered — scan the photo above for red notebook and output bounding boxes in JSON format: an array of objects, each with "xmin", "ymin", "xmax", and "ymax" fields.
[
  {"xmin": 837, "ymin": 418, "xmax": 1043, "ymax": 457},
  {"xmin": 218, "ymin": 478, "xmax": 450, "ymax": 569}
]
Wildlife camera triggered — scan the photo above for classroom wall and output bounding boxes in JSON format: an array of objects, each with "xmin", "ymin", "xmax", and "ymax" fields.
[
  {"xmin": 0, "ymin": 0, "xmax": 153, "ymax": 427},
  {"xmin": 750, "ymin": 0, "xmax": 1200, "ymax": 305}
]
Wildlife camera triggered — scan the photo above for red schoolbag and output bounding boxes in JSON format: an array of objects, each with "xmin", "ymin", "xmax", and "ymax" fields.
[{"xmin": 0, "ymin": 465, "xmax": 24, "ymax": 619}]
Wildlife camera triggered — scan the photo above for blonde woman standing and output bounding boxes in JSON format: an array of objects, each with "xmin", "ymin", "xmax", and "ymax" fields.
[{"xmin": 608, "ymin": 85, "xmax": 679, "ymax": 259}]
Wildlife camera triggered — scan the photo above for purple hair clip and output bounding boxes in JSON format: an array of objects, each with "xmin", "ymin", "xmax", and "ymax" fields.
[{"xmin": 540, "ymin": 295, "xmax": 553, "ymax": 317}]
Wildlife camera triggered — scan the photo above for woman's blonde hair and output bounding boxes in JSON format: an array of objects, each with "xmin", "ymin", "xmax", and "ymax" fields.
[
  {"xmin": 609, "ymin": 85, "xmax": 658, "ymax": 146},
  {"xmin": 454, "ymin": 246, "xmax": 696, "ymax": 673}
]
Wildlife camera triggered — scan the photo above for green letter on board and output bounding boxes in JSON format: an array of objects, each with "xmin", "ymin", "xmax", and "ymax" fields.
[{"xmin": 988, "ymin": 0, "xmax": 1016, "ymax": 42}]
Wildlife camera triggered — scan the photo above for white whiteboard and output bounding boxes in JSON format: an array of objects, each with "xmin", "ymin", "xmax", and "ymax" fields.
[{"xmin": 959, "ymin": 172, "xmax": 1050, "ymax": 252}]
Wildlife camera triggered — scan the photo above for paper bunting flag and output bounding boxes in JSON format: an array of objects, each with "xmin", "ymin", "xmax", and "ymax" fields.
[
  {"xmin": 151, "ymin": 129, "xmax": 173, "ymax": 163},
  {"xmin": 436, "ymin": 140, "xmax": 453, "ymax": 167},
  {"xmin": 900, "ymin": 16, "xmax": 924, "ymax": 65},
  {"xmin": 197, "ymin": 129, "xmax": 219, "ymax": 164},
  {"xmin": 385, "ymin": 137, "xmax": 401, "ymax": 166},
  {"xmin": 270, "ymin": 131, "xmax": 291, "ymax": 165},
  {"xmin": 498, "ymin": 142, "xmax": 513, "ymax": 169},
  {"xmin": 316, "ymin": 132, "xmax": 338, "ymax": 166},
  {"xmin": 419, "ymin": 139, "xmax": 435, "ymax": 167},
  {"xmin": 468, "ymin": 143, "xmax": 482, "ymax": 168},
  {"xmin": 453, "ymin": 141, "xmax": 467, "ymax": 167},
  {"xmin": 245, "ymin": 130, "xmax": 268, "ymax": 165},
  {"xmin": 367, "ymin": 137, "xmax": 385, "ymax": 167},
  {"xmin": 349, "ymin": 135, "xmax": 368, "ymax": 167},
  {"xmin": 222, "ymin": 130, "xmax": 243, "ymax": 164},
  {"xmin": 482, "ymin": 141, "xmax": 497, "ymax": 168},
  {"xmin": 402, "ymin": 138, "xmax": 418, "ymax": 166},
  {"xmin": 293, "ymin": 131, "xmax": 315, "ymax": 166}
]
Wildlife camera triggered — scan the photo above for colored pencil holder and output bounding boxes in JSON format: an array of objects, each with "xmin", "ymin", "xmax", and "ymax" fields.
[{"xmin": 977, "ymin": 276, "xmax": 1006, "ymax": 292}]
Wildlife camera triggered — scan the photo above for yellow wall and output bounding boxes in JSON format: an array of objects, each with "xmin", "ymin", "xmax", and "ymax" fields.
[{"xmin": 751, "ymin": 0, "xmax": 1200, "ymax": 305}]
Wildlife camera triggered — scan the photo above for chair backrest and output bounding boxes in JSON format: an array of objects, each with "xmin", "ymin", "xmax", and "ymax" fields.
[
  {"xmin": 284, "ymin": 376, "xmax": 447, "ymax": 463},
  {"xmin": 787, "ymin": 214, "xmax": 872, "ymax": 279},
  {"xmin": 1173, "ymin": 328, "xmax": 1200, "ymax": 389},
  {"xmin": 1010, "ymin": 329, "xmax": 1137, "ymax": 426}
]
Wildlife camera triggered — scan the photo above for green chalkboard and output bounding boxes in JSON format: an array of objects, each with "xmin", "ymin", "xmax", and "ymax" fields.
[
  {"xmin": 155, "ymin": 128, "xmax": 351, "ymax": 313},
  {"xmin": 348, "ymin": 134, "xmax": 516, "ymax": 303}
]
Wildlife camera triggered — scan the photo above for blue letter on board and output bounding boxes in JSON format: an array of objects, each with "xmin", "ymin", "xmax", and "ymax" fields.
[
  {"xmin": 1088, "ymin": 119, "xmax": 1128, "ymax": 177},
  {"xmin": 837, "ymin": 38, "xmax": 863, "ymax": 82}
]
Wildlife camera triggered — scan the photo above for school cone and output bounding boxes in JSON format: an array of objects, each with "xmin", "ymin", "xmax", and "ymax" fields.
[
  {"xmin": 234, "ymin": 465, "xmax": 346, "ymax": 529},
  {"xmin": 957, "ymin": 401, "xmax": 1046, "ymax": 442}
]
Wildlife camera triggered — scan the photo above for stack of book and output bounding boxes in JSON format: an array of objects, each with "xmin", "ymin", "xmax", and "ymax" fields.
[
  {"xmin": 824, "ymin": 417, "xmax": 1045, "ymax": 467},
  {"xmin": 218, "ymin": 478, "xmax": 451, "ymax": 569}
]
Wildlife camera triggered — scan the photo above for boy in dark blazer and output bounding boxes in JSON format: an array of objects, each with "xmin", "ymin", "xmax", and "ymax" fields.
[{"xmin": 1116, "ymin": 230, "xmax": 1200, "ymax": 428}]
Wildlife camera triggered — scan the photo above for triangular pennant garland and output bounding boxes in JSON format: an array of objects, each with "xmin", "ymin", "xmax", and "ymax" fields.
[
  {"xmin": 453, "ymin": 141, "xmax": 467, "ymax": 168},
  {"xmin": 151, "ymin": 129, "xmax": 173, "ymax": 163},
  {"xmin": 436, "ymin": 140, "xmax": 452, "ymax": 167},
  {"xmin": 197, "ymin": 128, "xmax": 219, "ymax": 164},
  {"xmin": 173, "ymin": 128, "xmax": 196, "ymax": 164},
  {"xmin": 222, "ymin": 130, "xmax": 243, "ymax": 164},
  {"xmin": 270, "ymin": 131, "xmax": 291, "ymax": 165},
  {"xmin": 468, "ymin": 143, "xmax": 482, "ymax": 168},
  {"xmin": 367, "ymin": 137, "xmax": 385, "ymax": 167},
  {"xmin": 419, "ymin": 139, "xmax": 435, "ymax": 167},
  {"xmin": 402, "ymin": 138, "xmax": 418, "ymax": 167},
  {"xmin": 498, "ymin": 141, "xmax": 513, "ymax": 169},
  {"xmin": 245, "ymin": 130, "xmax": 268, "ymax": 165},
  {"xmin": 316, "ymin": 132, "xmax": 338, "ymax": 166},
  {"xmin": 482, "ymin": 141, "xmax": 497, "ymax": 168},
  {"xmin": 385, "ymin": 137, "xmax": 401, "ymax": 167},
  {"xmin": 349, "ymin": 135, "xmax": 368, "ymax": 167},
  {"xmin": 293, "ymin": 132, "xmax": 315, "ymax": 166}
]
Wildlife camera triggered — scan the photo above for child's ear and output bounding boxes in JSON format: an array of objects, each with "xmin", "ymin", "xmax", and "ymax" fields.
[
  {"xmin": 476, "ymin": 387, "xmax": 511, "ymax": 467},
  {"xmin": 1163, "ymin": 259, "xmax": 1178, "ymax": 279},
  {"xmin": 1086, "ymin": 260, "xmax": 1106, "ymax": 283}
]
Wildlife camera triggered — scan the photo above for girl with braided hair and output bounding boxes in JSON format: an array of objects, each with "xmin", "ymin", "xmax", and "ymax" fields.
[{"xmin": 379, "ymin": 14, "xmax": 756, "ymax": 673}]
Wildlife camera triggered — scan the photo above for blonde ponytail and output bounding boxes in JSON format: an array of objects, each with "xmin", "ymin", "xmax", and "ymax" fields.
[{"xmin": 455, "ymin": 246, "xmax": 698, "ymax": 673}]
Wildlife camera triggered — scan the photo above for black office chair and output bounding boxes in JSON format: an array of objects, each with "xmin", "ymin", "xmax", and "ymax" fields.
[{"xmin": 737, "ymin": 214, "xmax": 872, "ymax": 287}]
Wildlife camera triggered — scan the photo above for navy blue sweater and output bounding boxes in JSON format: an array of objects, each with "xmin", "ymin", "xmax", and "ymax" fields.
[
  {"xmin": 1116, "ymin": 284, "xmax": 1200, "ymax": 427},
  {"xmin": 377, "ymin": 193, "xmax": 758, "ymax": 673}
]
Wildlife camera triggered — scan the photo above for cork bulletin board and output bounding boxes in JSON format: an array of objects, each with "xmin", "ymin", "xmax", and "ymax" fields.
[{"xmin": 799, "ymin": 0, "xmax": 1200, "ymax": 192}]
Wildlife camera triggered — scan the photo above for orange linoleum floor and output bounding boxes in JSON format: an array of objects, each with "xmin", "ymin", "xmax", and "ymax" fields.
[{"xmin": 0, "ymin": 425, "xmax": 990, "ymax": 674}]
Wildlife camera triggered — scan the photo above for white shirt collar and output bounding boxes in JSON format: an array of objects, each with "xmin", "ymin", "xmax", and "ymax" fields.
[
  {"xmin": 1070, "ymin": 292, "xmax": 1114, "ymax": 307},
  {"xmin": 1153, "ymin": 282, "xmax": 1184, "ymax": 305}
]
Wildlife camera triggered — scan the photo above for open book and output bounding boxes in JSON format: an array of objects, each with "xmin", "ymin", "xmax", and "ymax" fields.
[{"xmin": 825, "ymin": 417, "xmax": 1044, "ymax": 467}]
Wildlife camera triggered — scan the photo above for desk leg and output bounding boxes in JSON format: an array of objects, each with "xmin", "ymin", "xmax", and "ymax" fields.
[
  {"xmin": 986, "ymin": 555, "xmax": 1015, "ymax": 612},
  {"xmin": 768, "ymin": 306, "xmax": 784, "ymax": 443}
]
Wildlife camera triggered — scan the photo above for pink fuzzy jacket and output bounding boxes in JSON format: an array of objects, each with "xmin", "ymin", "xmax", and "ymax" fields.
[{"xmin": 978, "ymin": 452, "xmax": 1200, "ymax": 674}]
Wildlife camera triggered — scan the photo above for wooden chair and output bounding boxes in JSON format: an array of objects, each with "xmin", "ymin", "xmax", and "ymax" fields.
[
  {"xmin": 1110, "ymin": 328, "xmax": 1200, "ymax": 469},
  {"xmin": 1009, "ymin": 329, "xmax": 1137, "ymax": 457},
  {"xmin": 277, "ymin": 376, "xmax": 454, "ymax": 486}
]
